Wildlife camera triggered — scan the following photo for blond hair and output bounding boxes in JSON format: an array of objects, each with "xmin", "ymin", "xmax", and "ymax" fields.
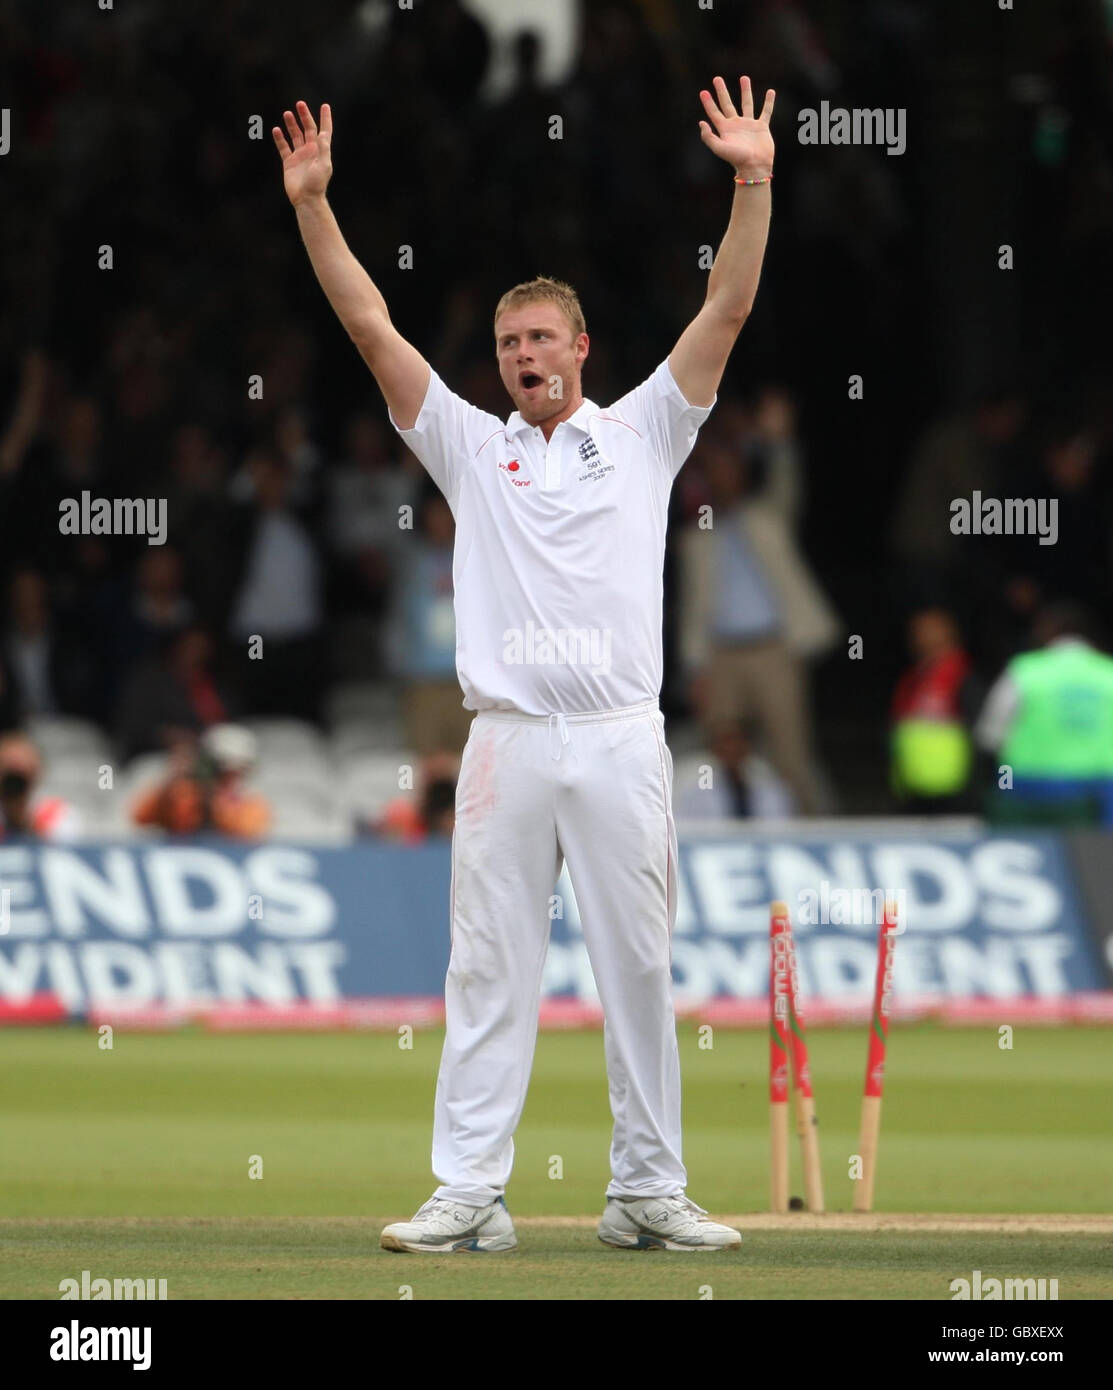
[{"xmin": 493, "ymin": 276, "xmax": 586, "ymax": 341}]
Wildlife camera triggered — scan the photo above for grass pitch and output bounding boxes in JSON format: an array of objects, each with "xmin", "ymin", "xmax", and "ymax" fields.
[
  {"xmin": 4, "ymin": 1217, "xmax": 1111, "ymax": 1300},
  {"xmin": 1, "ymin": 1023, "xmax": 1111, "ymax": 1298}
]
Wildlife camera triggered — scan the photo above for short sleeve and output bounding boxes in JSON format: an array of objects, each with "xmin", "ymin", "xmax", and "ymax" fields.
[
  {"xmin": 388, "ymin": 370, "xmax": 504, "ymax": 509},
  {"xmin": 606, "ymin": 360, "xmax": 716, "ymax": 478}
]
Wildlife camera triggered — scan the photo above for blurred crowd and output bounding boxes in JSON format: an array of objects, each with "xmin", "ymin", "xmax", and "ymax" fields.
[{"xmin": 2, "ymin": 0, "xmax": 1112, "ymax": 840}]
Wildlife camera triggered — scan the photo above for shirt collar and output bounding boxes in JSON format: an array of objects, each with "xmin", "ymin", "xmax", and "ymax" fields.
[{"xmin": 506, "ymin": 398, "xmax": 599, "ymax": 439}]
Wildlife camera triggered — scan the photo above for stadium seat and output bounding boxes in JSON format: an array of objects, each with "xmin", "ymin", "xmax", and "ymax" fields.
[
  {"xmin": 262, "ymin": 782, "xmax": 349, "ymax": 841},
  {"xmin": 337, "ymin": 750, "xmax": 410, "ymax": 822},
  {"xmin": 671, "ymin": 753, "xmax": 712, "ymax": 793},
  {"xmin": 37, "ymin": 752, "xmax": 126, "ymax": 837},
  {"xmin": 243, "ymin": 718, "xmax": 329, "ymax": 763},
  {"xmin": 329, "ymin": 717, "xmax": 406, "ymax": 760},
  {"xmin": 25, "ymin": 715, "xmax": 111, "ymax": 762}
]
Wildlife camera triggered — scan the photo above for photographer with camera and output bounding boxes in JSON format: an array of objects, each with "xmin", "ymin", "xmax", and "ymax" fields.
[
  {"xmin": 0, "ymin": 734, "xmax": 81, "ymax": 841},
  {"xmin": 131, "ymin": 723, "xmax": 270, "ymax": 839}
]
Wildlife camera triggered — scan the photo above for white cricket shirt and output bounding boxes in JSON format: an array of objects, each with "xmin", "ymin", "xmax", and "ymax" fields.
[{"xmin": 390, "ymin": 360, "xmax": 714, "ymax": 715}]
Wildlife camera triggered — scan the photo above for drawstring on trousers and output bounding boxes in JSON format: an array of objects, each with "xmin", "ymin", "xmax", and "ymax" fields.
[{"xmin": 548, "ymin": 712, "xmax": 572, "ymax": 761}]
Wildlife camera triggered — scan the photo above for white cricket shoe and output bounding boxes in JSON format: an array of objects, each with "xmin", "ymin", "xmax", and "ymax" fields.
[
  {"xmin": 381, "ymin": 1195, "xmax": 517, "ymax": 1253},
  {"xmin": 598, "ymin": 1194, "xmax": 742, "ymax": 1251}
]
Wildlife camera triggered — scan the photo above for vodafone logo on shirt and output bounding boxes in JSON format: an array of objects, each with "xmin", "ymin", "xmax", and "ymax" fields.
[{"xmin": 498, "ymin": 460, "xmax": 530, "ymax": 486}]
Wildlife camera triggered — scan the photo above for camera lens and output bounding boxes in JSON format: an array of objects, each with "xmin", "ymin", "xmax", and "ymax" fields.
[{"xmin": 0, "ymin": 771, "xmax": 31, "ymax": 798}]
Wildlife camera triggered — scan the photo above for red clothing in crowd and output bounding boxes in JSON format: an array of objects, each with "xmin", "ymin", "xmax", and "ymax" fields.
[
  {"xmin": 891, "ymin": 649, "xmax": 972, "ymax": 722},
  {"xmin": 186, "ymin": 672, "xmax": 226, "ymax": 725}
]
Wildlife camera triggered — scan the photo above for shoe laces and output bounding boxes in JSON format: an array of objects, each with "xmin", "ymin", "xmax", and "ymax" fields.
[
  {"xmin": 663, "ymin": 1194, "xmax": 709, "ymax": 1220},
  {"xmin": 416, "ymin": 1197, "xmax": 470, "ymax": 1221}
]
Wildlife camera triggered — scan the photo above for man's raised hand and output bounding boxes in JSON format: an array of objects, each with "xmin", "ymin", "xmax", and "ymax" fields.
[
  {"xmin": 273, "ymin": 100, "xmax": 333, "ymax": 207},
  {"xmin": 699, "ymin": 76, "xmax": 775, "ymax": 179}
]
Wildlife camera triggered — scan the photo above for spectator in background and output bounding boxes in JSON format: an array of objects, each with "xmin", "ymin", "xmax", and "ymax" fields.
[
  {"xmin": 273, "ymin": 404, "xmax": 323, "ymax": 506},
  {"xmin": 971, "ymin": 414, "xmax": 1111, "ymax": 675},
  {"xmin": 115, "ymin": 623, "xmax": 231, "ymax": 761},
  {"xmin": 2, "ymin": 381, "xmax": 104, "ymax": 577},
  {"xmin": 4, "ymin": 568, "xmax": 97, "ymax": 717},
  {"xmin": 976, "ymin": 603, "xmax": 1113, "ymax": 826},
  {"xmin": 1006, "ymin": 420, "xmax": 1109, "ymax": 612},
  {"xmin": 674, "ymin": 719, "xmax": 796, "ymax": 820},
  {"xmin": 327, "ymin": 411, "xmax": 416, "ymax": 622},
  {"xmin": 0, "ymin": 651, "xmax": 21, "ymax": 731},
  {"xmin": 0, "ymin": 349, "xmax": 48, "ymax": 486},
  {"xmin": 164, "ymin": 423, "xmax": 234, "ymax": 628},
  {"xmin": 373, "ymin": 750, "xmax": 459, "ymax": 844},
  {"xmin": 50, "ymin": 537, "xmax": 122, "ymax": 726},
  {"xmin": 0, "ymin": 733, "xmax": 81, "ymax": 841},
  {"xmin": 422, "ymin": 0, "xmax": 492, "ymax": 109},
  {"xmin": 115, "ymin": 546, "xmax": 195, "ymax": 673},
  {"xmin": 51, "ymin": 393, "xmax": 104, "ymax": 492},
  {"xmin": 678, "ymin": 395, "xmax": 838, "ymax": 814},
  {"xmin": 387, "ymin": 484, "xmax": 471, "ymax": 756},
  {"xmin": 228, "ymin": 448, "xmax": 325, "ymax": 721},
  {"xmin": 889, "ymin": 607, "xmax": 980, "ymax": 814},
  {"xmin": 132, "ymin": 723, "xmax": 269, "ymax": 838},
  {"xmin": 890, "ymin": 387, "xmax": 1028, "ymax": 616},
  {"xmin": 480, "ymin": 31, "xmax": 552, "ymax": 199},
  {"xmin": 101, "ymin": 307, "xmax": 175, "ymax": 495}
]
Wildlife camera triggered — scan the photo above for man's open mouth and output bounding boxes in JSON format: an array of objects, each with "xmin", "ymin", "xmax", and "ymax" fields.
[{"xmin": 519, "ymin": 372, "xmax": 543, "ymax": 390}]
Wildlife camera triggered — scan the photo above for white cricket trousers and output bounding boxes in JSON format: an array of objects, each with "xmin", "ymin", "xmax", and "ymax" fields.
[{"xmin": 432, "ymin": 699, "xmax": 686, "ymax": 1205}]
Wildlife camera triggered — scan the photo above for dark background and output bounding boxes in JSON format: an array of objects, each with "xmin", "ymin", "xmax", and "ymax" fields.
[{"xmin": 2, "ymin": 0, "xmax": 1112, "ymax": 811}]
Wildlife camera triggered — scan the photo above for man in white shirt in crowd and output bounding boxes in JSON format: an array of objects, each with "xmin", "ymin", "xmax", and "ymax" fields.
[
  {"xmin": 274, "ymin": 75, "xmax": 775, "ymax": 1253},
  {"xmin": 229, "ymin": 448, "xmax": 323, "ymax": 720}
]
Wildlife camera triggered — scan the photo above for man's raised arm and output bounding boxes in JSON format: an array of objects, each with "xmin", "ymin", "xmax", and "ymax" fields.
[
  {"xmin": 273, "ymin": 100, "xmax": 429, "ymax": 429},
  {"xmin": 669, "ymin": 76, "xmax": 776, "ymax": 409}
]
